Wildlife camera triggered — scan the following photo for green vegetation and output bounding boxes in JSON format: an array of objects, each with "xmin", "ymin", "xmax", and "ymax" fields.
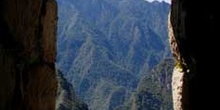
[
  {"xmin": 56, "ymin": 0, "xmax": 172, "ymax": 109},
  {"xmin": 56, "ymin": 70, "xmax": 88, "ymax": 110},
  {"xmin": 122, "ymin": 59, "xmax": 174, "ymax": 110},
  {"xmin": 175, "ymin": 61, "xmax": 183, "ymax": 70}
]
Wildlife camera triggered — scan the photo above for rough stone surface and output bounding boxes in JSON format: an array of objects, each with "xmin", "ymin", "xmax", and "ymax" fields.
[
  {"xmin": 172, "ymin": 67, "xmax": 184, "ymax": 110},
  {"xmin": 168, "ymin": 13, "xmax": 181, "ymax": 63},
  {"xmin": 169, "ymin": 0, "xmax": 216, "ymax": 110},
  {"xmin": 168, "ymin": 12, "xmax": 184, "ymax": 110},
  {"xmin": 0, "ymin": 0, "xmax": 57, "ymax": 110},
  {"xmin": 41, "ymin": 0, "xmax": 57, "ymax": 63}
]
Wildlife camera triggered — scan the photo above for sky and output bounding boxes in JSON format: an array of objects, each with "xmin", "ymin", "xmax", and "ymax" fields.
[{"xmin": 146, "ymin": 0, "xmax": 171, "ymax": 4}]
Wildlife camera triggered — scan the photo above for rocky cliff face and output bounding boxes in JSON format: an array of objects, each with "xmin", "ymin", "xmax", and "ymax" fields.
[
  {"xmin": 169, "ymin": 0, "xmax": 216, "ymax": 110},
  {"xmin": 56, "ymin": 70, "xmax": 88, "ymax": 110},
  {"xmin": 0, "ymin": 0, "xmax": 57, "ymax": 110}
]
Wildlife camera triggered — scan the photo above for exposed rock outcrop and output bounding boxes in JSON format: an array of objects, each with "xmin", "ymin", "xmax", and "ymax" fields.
[
  {"xmin": 0, "ymin": 0, "xmax": 57, "ymax": 110},
  {"xmin": 56, "ymin": 70, "xmax": 88, "ymax": 110},
  {"xmin": 169, "ymin": 0, "xmax": 216, "ymax": 110}
]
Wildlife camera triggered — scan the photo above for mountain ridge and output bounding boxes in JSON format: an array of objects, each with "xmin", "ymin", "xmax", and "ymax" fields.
[{"xmin": 57, "ymin": 0, "xmax": 171, "ymax": 109}]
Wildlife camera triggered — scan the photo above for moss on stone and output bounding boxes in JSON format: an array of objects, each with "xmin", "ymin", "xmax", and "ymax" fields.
[{"xmin": 175, "ymin": 61, "xmax": 183, "ymax": 71}]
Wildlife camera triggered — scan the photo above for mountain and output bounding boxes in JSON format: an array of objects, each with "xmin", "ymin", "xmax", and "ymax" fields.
[
  {"xmin": 119, "ymin": 59, "xmax": 174, "ymax": 110},
  {"xmin": 56, "ymin": 0, "xmax": 171, "ymax": 109},
  {"xmin": 56, "ymin": 70, "xmax": 88, "ymax": 110}
]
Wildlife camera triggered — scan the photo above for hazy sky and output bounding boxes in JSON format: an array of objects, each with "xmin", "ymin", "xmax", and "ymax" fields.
[{"xmin": 146, "ymin": 0, "xmax": 171, "ymax": 4}]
